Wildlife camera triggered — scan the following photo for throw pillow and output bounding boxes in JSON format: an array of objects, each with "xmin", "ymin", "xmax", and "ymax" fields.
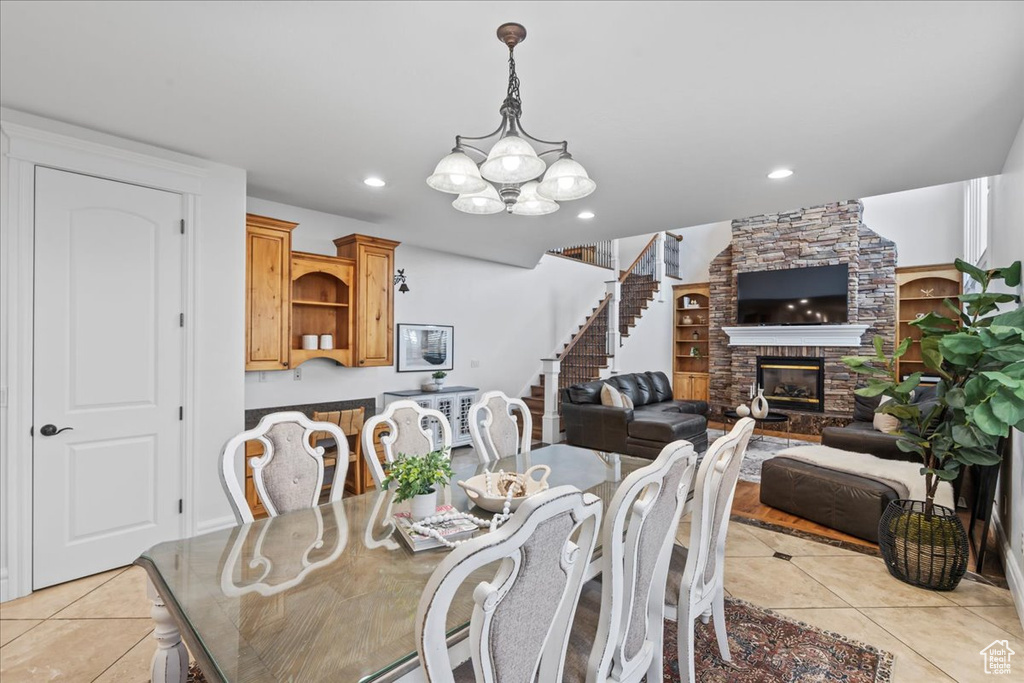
[
  {"xmin": 600, "ymin": 383, "xmax": 625, "ymax": 408},
  {"xmin": 622, "ymin": 393, "xmax": 635, "ymax": 410},
  {"xmin": 873, "ymin": 396, "xmax": 900, "ymax": 434}
]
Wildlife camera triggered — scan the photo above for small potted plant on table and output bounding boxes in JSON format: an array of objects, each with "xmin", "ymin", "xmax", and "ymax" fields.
[
  {"xmin": 842, "ymin": 259, "xmax": 1023, "ymax": 590},
  {"xmin": 431, "ymin": 370, "xmax": 448, "ymax": 389},
  {"xmin": 381, "ymin": 449, "xmax": 454, "ymax": 521}
]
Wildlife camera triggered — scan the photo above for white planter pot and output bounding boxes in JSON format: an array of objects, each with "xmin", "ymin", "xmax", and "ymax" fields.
[
  {"xmin": 410, "ymin": 490, "xmax": 438, "ymax": 521},
  {"xmin": 434, "ymin": 379, "xmax": 445, "ymax": 389}
]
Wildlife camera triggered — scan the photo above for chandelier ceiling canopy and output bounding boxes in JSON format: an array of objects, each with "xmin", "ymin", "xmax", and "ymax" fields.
[{"xmin": 427, "ymin": 23, "xmax": 596, "ymax": 215}]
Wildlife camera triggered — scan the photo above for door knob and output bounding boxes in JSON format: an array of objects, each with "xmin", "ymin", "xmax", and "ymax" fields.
[{"xmin": 39, "ymin": 424, "xmax": 73, "ymax": 437}]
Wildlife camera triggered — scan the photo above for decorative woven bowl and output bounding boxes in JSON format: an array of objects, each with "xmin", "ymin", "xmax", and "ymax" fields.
[{"xmin": 457, "ymin": 465, "xmax": 551, "ymax": 512}]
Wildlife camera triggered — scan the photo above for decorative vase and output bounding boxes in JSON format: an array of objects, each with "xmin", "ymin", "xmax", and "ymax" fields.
[
  {"xmin": 410, "ymin": 490, "xmax": 438, "ymax": 521},
  {"xmin": 878, "ymin": 499, "xmax": 968, "ymax": 591},
  {"xmin": 751, "ymin": 388, "xmax": 769, "ymax": 418},
  {"xmin": 735, "ymin": 404, "xmax": 751, "ymax": 418},
  {"xmin": 682, "ymin": 315, "xmax": 693, "ymax": 325}
]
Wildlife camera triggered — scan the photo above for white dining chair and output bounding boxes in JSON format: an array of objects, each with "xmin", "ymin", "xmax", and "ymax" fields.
[
  {"xmin": 467, "ymin": 390, "xmax": 532, "ymax": 464},
  {"xmin": 220, "ymin": 411, "xmax": 350, "ymax": 524},
  {"xmin": 361, "ymin": 399, "xmax": 453, "ymax": 487},
  {"xmin": 559, "ymin": 440, "xmax": 698, "ymax": 682},
  {"xmin": 415, "ymin": 486, "xmax": 602, "ymax": 683},
  {"xmin": 664, "ymin": 417, "xmax": 755, "ymax": 683}
]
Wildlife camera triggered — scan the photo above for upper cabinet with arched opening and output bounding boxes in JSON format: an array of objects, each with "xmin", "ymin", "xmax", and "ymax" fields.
[{"xmin": 291, "ymin": 252, "xmax": 355, "ymax": 367}]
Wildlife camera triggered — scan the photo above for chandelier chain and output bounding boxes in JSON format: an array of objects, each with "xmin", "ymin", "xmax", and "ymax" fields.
[{"xmin": 503, "ymin": 46, "xmax": 522, "ymax": 117}]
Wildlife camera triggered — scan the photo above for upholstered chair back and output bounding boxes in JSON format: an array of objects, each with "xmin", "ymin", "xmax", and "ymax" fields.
[
  {"xmin": 587, "ymin": 440, "xmax": 698, "ymax": 682},
  {"xmin": 468, "ymin": 390, "xmax": 532, "ymax": 463},
  {"xmin": 416, "ymin": 486, "xmax": 602, "ymax": 683},
  {"xmin": 220, "ymin": 411, "xmax": 349, "ymax": 524},
  {"xmin": 361, "ymin": 399, "xmax": 453, "ymax": 487}
]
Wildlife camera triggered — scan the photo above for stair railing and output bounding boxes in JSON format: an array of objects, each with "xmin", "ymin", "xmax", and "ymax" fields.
[{"xmin": 547, "ymin": 240, "xmax": 615, "ymax": 269}]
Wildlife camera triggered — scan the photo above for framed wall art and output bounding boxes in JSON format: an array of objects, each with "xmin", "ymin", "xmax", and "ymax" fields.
[{"xmin": 396, "ymin": 324, "xmax": 454, "ymax": 373}]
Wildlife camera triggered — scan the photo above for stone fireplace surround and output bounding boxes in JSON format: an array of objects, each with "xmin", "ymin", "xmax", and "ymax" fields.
[{"xmin": 709, "ymin": 201, "xmax": 896, "ymax": 435}]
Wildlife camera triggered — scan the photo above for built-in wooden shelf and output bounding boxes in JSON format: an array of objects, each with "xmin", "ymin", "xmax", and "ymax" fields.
[
  {"xmin": 293, "ymin": 299, "xmax": 350, "ymax": 308},
  {"xmin": 895, "ymin": 264, "xmax": 961, "ymax": 381},
  {"xmin": 673, "ymin": 283, "xmax": 711, "ymax": 402}
]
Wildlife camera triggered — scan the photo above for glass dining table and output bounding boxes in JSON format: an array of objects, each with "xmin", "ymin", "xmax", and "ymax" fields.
[{"xmin": 137, "ymin": 444, "xmax": 649, "ymax": 683}]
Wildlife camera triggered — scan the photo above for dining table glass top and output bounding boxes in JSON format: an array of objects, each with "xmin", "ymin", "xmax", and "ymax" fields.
[{"xmin": 137, "ymin": 444, "xmax": 647, "ymax": 683}]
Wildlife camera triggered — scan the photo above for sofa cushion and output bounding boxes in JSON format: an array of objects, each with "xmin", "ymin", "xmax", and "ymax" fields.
[
  {"xmin": 567, "ymin": 380, "xmax": 605, "ymax": 405},
  {"xmin": 647, "ymin": 371, "xmax": 673, "ymax": 402},
  {"xmin": 627, "ymin": 413, "xmax": 706, "ymax": 442},
  {"xmin": 853, "ymin": 392, "xmax": 881, "ymax": 423},
  {"xmin": 600, "ymin": 383, "xmax": 625, "ymax": 408},
  {"xmin": 610, "ymin": 374, "xmax": 642, "ymax": 407},
  {"xmin": 633, "ymin": 372, "xmax": 655, "ymax": 406}
]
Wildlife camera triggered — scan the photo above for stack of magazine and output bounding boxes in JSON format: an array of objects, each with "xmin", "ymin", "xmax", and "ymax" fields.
[{"xmin": 394, "ymin": 504, "xmax": 479, "ymax": 552}]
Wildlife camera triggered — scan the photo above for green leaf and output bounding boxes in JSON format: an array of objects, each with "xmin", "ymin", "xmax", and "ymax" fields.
[
  {"xmin": 980, "ymin": 371, "xmax": 1022, "ymax": 389},
  {"xmin": 971, "ymin": 401, "xmax": 1010, "ymax": 437},
  {"xmin": 991, "ymin": 386, "xmax": 1024, "ymax": 425},
  {"xmin": 993, "ymin": 261, "xmax": 1022, "ymax": 287},
  {"xmin": 955, "ymin": 258, "xmax": 990, "ymax": 287},
  {"xmin": 894, "ymin": 337, "xmax": 912, "ymax": 360},
  {"xmin": 855, "ymin": 383, "xmax": 891, "ymax": 398},
  {"xmin": 896, "ymin": 372, "xmax": 922, "ymax": 394},
  {"xmin": 920, "ymin": 336, "xmax": 945, "ymax": 374},
  {"xmin": 955, "ymin": 446, "xmax": 1003, "ymax": 466},
  {"xmin": 1002, "ymin": 361, "xmax": 1024, "ymax": 380},
  {"xmin": 896, "ymin": 439, "xmax": 925, "ymax": 456},
  {"xmin": 909, "ymin": 312, "xmax": 958, "ymax": 334},
  {"xmin": 873, "ymin": 335, "xmax": 885, "ymax": 359},
  {"xmin": 941, "ymin": 333, "xmax": 985, "ymax": 354},
  {"xmin": 933, "ymin": 467, "xmax": 961, "ymax": 481},
  {"xmin": 991, "ymin": 306, "xmax": 1024, "ymax": 331},
  {"xmin": 944, "ymin": 387, "xmax": 966, "ymax": 409},
  {"xmin": 952, "ymin": 423, "xmax": 992, "ymax": 448}
]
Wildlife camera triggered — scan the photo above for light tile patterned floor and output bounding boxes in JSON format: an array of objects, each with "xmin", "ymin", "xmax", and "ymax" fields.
[{"xmin": 1, "ymin": 521, "xmax": 1021, "ymax": 682}]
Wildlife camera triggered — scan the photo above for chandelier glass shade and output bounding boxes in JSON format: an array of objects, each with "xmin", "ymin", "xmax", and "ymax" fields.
[
  {"xmin": 427, "ymin": 23, "xmax": 595, "ymax": 216},
  {"xmin": 452, "ymin": 182, "xmax": 505, "ymax": 215}
]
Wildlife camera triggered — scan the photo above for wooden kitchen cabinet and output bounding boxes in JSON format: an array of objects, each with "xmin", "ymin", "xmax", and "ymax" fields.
[
  {"xmin": 334, "ymin": 234, "xmax": 401, "ymax": 367},
  {"xmin": 673, "ymin": 371, "xmax": 710, "ymax": 402},
  {"xmin": 246, "ymin": 214, "xmax": 298, "ymax": 370},
  {"xmin": 290, "ymin": 251, "xmax": 355, "ymax": 368}
]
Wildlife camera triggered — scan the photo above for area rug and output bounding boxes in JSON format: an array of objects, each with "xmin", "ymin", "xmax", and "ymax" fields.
[
  {"xmin": 663, "ymin": 598, "xmax": 894, "ymax": 682},
  {"xmin": 707, "ymin": 428, "xmax": 792, "ymax": 484}
]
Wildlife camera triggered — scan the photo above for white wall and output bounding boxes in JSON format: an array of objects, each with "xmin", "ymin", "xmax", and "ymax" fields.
[
  {"xmin": 861, "ymin": 181, "xmax": 965, "ymax": 267},
  {"xmin": 244, "ymin": 197, "xmax": 611, "ymax": 410},
  {"xmin": 991, "ymin": 115, "xmax": 1024, "ymax": 628},
  {"xmin": 675, "ymin": 222, "xmax": 733, "ymax": 283}
]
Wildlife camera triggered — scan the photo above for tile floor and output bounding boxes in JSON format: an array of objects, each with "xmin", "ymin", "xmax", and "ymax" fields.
[{"xmin": 2, "ymin": 519, "xmax": 1021, "ymax": 682}]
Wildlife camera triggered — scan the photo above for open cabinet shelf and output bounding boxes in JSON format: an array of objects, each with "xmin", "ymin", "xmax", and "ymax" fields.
[
  {"xmin": 672, "ymin": 283, "xmax": 711, "ymax": 401},
  {"xmin": 290, "ymin": 251, "xmax": 356, "ymax": 367},
  {"xmin": 895, "ymin": 264, "xmax": 961, "ymax": 381}
]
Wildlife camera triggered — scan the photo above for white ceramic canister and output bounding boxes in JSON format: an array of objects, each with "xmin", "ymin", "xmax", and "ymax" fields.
[
  {"xmin": 301, "ymin": 334, "xmax": 319, "ymax": 350},
  {"xmin": 319, "ymin": 334, "xmax": 334, "ymax": 350}
]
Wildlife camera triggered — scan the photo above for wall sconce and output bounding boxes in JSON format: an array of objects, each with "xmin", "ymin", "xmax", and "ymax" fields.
[{"xmin": 393, "ymin": 269, "xmax": 410, "ymax": 293}]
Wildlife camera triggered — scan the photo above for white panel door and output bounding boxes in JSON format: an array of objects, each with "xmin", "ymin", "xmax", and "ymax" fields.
[{"xmin": 33, "ymin": 168, "xmax": 184, "ymax": 589}]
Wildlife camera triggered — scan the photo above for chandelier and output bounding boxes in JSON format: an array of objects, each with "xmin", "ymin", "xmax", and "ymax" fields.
[{"xmin": 426, "ymin": 23, "xmax": 596, "ymax": 216}]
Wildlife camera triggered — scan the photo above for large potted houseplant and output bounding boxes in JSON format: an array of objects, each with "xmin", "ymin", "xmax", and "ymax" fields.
[
  {"xmin": 843, "ymin": 259, "xmax": 1023, "ymax": 590},
  {"xmin": 381, "ymin": 449, "xmax": 453, "ymax": 521}
]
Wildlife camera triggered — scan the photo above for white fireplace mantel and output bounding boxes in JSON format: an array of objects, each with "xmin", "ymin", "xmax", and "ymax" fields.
[{"xmin": 721, "ymin": 324, "xmax": 870, "ymax": 347}]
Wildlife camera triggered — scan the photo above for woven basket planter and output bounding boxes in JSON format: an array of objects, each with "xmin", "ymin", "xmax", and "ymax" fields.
[{"xmin": 878, "ymin": 499, "xmax": 968, "ymax": 591}]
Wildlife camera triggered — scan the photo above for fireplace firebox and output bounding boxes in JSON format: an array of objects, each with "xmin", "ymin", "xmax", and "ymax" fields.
[{"xmin": 756, "ymin": 356, "xmax": 825, "ymax": 413}]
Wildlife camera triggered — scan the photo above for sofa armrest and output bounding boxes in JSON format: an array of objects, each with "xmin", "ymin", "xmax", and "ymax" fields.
[
  {"xmin": 820, "ymin": 426, "xmax": 918, "ymax": 464},
  {"xmin": 561, "ymin": 402, "xmax": 632, "ymax": 452}
]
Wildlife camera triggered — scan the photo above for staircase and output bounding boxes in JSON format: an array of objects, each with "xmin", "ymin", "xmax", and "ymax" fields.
[{"xmin": 524, "ymin": 235, "xmax": 663, "ymax": 440}]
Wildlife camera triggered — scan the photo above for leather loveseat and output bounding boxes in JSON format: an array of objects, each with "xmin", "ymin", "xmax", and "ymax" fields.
[
  {"xmin": 560, "ymin": 371, "xmax": 709, "ymax": 459},
  {"xmin": 820, "ymin": 387, "xmax": 938, "ymax": 464}
]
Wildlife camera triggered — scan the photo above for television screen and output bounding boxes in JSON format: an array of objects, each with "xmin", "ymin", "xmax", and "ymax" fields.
[{"xmin": 737, "ymin": 264, "xmax": 849, "ymax": 325}]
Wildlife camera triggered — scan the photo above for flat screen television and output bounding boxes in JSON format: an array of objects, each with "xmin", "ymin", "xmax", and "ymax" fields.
[{"xmin": 737, "ymin": 264, "xmax": 849, "ymax": 325}]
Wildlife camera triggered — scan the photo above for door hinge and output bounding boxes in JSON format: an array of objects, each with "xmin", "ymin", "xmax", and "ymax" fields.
[
  {"xmin": 178, "ymin": 499, "xmax": 183, "ymax": 514},
  {"xmin": 179, "ymin": 406, "xmax": 183, "ymax": 421},
  {"xmin": 179, "ymin": 313, "xmax": 184, "ymax": 327},
  {"xmin": 180, "ymin": 219, "xmax": 185, "ymax": 235}
]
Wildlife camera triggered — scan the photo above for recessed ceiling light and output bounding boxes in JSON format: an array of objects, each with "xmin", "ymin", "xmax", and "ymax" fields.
[
  {"xmin": 799, "ymin": 299, "xmax": 809, "ymax": 304},
  {"xmin": 363, "ymin": 177, "xmax": 386, "ymax": 187},
  {"xmin": 577, "ymin": 211, "xmax": 595, "ymax": 219},
  {"xmin": 786, "ymin": 304, "xmax": 795, "ymax": 309},
  {"xmin": 767, "ymin": 169, "xmax": 794, "ymax": 180}
]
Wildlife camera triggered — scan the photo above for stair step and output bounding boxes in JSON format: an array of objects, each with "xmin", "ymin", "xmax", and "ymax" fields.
[
  {"xmin": 530, "ymin": 384, "xmax": 544, "ymax": 398},
  {"xmin": 523, "ymin": 397, "xmax": 544, "ymax": 411}
]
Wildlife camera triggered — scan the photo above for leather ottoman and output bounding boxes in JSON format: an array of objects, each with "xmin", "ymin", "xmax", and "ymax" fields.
[
  {"xmin": 625, "ymin": 412, "xmax": 708, "ymax": 460},
  {"xmin": 759, "ymin": 457, "xmax": 899, "ymax": 542}
]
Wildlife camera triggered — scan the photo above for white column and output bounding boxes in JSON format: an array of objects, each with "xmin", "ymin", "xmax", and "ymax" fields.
[
  {"xmin": 606, "ymin": 280, "xmax": 621, "ymax": 373},
  {"xmin": 541, "ymin": 358, "xmax": 561, "ymax": 444},
  {"xmin": 148, "ymin": 578, "xmax": 188, "ymax": 683},
  {"xmin": 655, "ymin": 232, "xmax": 666, "ymax": 302}
]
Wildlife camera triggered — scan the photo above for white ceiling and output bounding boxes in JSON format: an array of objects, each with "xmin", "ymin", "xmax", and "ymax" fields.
[{"xmin": 2, "ymin": 1, "xmax": 1022, "ymax": 267}]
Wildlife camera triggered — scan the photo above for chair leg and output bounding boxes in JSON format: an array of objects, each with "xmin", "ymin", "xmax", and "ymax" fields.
[
  {"xmin": 712, "ymin": 590, "xmax": 730, "ymax": 662},
  {"xmin": 699, "ymin": 608, "xmax": 711, "ymax": 625},
  {"xmin": 679, "ymin": 603, "xmax": 696, "ymax": 683}
]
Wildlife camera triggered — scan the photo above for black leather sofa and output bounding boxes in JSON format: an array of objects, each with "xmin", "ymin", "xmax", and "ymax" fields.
[
  {"xmin": 560, "ymin": 371, "xmax": 709, "ymax": 459},
  {"xmin": 820, "ymin": 387, "xmax": 938, "ymax": 464}
]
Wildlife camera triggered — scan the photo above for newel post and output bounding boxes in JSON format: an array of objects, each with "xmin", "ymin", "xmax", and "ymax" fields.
[
  {"xmin": 606, "ymin": 279, "xmax": 621, "ymax": 373},
  {"xmin": 541, "ymin": 358, "xmax": 561, "ymax": 444},
  {"xmin": 655, "ymin": 232, "xmax": 666, "ymax": 302}
]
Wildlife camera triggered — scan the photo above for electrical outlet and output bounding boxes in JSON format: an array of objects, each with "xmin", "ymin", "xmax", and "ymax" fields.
[
  {"xmin": 258, "ymin": 372, "xmax": 267, "ymax": 383},
  {"xmin": 293, "ymin": 367, "xmax": 302, "ymax": 381},
  {"xmin": 471, "ymin": 359, "xmax": 480, "ymax": 368}
]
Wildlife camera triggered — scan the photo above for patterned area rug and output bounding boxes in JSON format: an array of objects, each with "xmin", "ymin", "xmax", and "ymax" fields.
[
  {"xmin": 707, "ymin": 428, "xmax": 792, "ymax": 484},
  {"xmin": 663, "ymin": 598, "xmax": 893, "ymax": 682}
]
